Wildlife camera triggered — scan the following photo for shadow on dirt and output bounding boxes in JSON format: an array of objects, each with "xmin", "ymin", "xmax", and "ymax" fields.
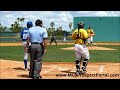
[
  {"xmin": 13, "ymin": 67, "xmax": 25, "ymax": 71},
  {"xmin": 17, "ymin": 74, "xmax": 30, "ymax": 78}
]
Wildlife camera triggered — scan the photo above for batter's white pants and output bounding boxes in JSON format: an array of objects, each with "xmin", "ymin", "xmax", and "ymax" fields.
[
  {"xmin": 74, "ymin": 44, "xmax": 90, "ymax": 60},
  {"xmin": 22, "ymin": 42, "xmax": 28, "ymax": 60}
]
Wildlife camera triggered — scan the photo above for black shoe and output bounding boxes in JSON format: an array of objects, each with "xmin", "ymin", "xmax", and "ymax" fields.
[
  {"xmin": 29, "ymin": 75, "xmax": 34, "ymax": 78},
  {"xmin": 39, "ymin": 76, "xmax": 42, "ymax": 79},
  {"xmin": 75, "ymin": 70, "xmax": 80, "ymax": 75},
  {"xmin": 80, "ymin": 68, "xmax": 87, "ymax": 74},
  {"xmin": 33, "ymin": 77, "xmax": 40, "ymax": 79},
  {"xmin": 33, "ymin": 76, "xmax": 42, "ymax": 79}
]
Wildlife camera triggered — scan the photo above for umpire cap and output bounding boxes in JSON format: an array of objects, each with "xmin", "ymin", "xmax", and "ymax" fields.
[{"xmin": 78, "ymin": 22, "xmax": 84, "ymax": 28}]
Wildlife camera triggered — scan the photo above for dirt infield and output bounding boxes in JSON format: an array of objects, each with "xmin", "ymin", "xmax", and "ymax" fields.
[
  {"xmin": 0, "ymin": 42, "xmax": 120, "ymax": 46},
  {"xmin": 61, "ymin": 46, "xmax": 116, "ymax": 50},
  {"xmin": 0, "ymin": 43, "xmax": 22, "ymax": 46},
  {"xmin": 0, "ymin": 59, "xmax": 120, "ymax": 79},
  {"xmin": 0, "ymin": 43, "xmax": 118, "ymax": 51},
  {"xmin": 0, "ymin": 43, "xmax": 120, "ymax": 79}
]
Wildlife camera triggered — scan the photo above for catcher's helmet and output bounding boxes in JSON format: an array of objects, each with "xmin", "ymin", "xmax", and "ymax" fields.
[
  {"xmin": 27, "ymin": 21, "xmax": 33, "ymax": 28},
  {"xmin": 77, "ymin": 22, "xmax": 84, "ymax": 28},
  {"xmin": 35, "ymin": 19, "xmax": 43, "ymax": 26}
]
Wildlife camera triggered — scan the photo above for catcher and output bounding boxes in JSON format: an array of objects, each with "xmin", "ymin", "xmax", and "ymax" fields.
[
  {"xmin": 87, "ymin": 26, "xmax": 95, "ymax": 47},
  {"xmin": 71, "ymin": 22, "xmax": 95, "ymax": 75}
]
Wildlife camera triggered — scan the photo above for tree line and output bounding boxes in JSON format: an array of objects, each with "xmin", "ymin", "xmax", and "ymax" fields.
[{"xmin": 0, "ymin": 17, "xmax": 73, "ymax": 36}]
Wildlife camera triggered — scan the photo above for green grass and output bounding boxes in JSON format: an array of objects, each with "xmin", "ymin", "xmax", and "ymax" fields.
[
  {"xmin": 0, "ymin": 46, "xmax": 25, "ymax": 61},
  {"xmin": 43, "ymin": 45, "xmax": 75, "ymax": 62},
  {"xmin": 0, "ymin": 45, "xmax": 120, "ymax": 63},
  {"xmin": 90, "ymin": 45, "xmax": 120, "ymax": 62}
]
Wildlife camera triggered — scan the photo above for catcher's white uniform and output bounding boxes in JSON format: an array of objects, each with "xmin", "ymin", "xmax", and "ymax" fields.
[{"xmin": 71, "ymin": 28, "xmax": 90, "ymax": 74}]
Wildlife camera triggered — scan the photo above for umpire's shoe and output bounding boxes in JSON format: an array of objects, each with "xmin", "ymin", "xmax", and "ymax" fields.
[
  {"xmin": 33, "ymin": 76, "xmax": 42, "ymax": 79},
  {"xmin": 29, "ymin": 75, "xmax": 33, "ymax": 78}
]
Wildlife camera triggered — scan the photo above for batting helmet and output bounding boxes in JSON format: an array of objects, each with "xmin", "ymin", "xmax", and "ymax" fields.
[
  {"xmin": 78, "ymin": 22, "xmax": 84, "ymax": 28},
  {"xmin": 27, "ymin": 21, "xmax": 33, "ymax": 28}
]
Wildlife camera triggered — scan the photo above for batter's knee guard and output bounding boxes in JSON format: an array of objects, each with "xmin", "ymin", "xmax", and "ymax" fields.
[
  {"xmin": 76, "ymin": 58, "xmax": 81, "ymax": 71},
  {"xmin": 82, "ymin": 59, "xmax": 88, "ymax": 71}
]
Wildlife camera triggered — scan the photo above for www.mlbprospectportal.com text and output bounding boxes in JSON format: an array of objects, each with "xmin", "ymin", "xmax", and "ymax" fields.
[{"xmin": 56, "ymin": 73, "xmax": 120, "ymax": 78}]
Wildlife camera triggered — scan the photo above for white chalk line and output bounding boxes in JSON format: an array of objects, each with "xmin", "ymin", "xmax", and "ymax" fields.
[{"xmin": 0, "ymin": 59, "xmax": 24, "ymax": 64}]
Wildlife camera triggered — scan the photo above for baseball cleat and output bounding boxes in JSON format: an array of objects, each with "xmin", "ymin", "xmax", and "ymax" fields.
[
  {"xmin": 80, "ymin": 69, "xmax": 87, "ymax": 74},
  {"xmin": 25, "ymin": 68, "xmax": 28, "ymax": 71},
  {"xmin": 75, "ymin": 70, "xmax": 80, "ymax": 75},
  {"xmin": 25, "ymin": 67, "xmax": 30, "ymax": 71}
]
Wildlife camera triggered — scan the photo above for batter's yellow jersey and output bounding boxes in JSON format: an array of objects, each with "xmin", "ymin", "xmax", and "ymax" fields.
[
  {"xmin": 71, "ymin": 29, "xmax": 88, "ymax": 44},
  {"xmin": 87, "ymin": 29, "xmax": 94, "ymax": 34}
]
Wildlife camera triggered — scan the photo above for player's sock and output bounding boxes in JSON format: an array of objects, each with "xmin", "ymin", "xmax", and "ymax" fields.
[{"xmin": 24, "ymin": 60, "xmax": 27, "ymax": 69}]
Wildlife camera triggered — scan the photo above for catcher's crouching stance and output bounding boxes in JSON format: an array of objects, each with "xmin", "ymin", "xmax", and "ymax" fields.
[{"xmin": 71, "ymin": 22, "xmax": 95, "ymax": 75}]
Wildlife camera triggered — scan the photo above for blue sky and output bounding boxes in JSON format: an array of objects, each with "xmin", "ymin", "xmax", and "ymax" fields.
[{"xmin": 0, "ymin": 11, "xmax": 120, "ymax": 31}]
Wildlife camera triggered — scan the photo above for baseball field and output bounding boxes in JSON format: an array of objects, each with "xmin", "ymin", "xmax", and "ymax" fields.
[{"xmin": 0, "ymin": 42, "xmax": 120, "ymax": 79}]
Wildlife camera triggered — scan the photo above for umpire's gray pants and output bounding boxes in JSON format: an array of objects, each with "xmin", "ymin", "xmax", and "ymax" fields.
[{"xmin": 29, "ymin": 44, "xmax": 44, "ymax": 78}]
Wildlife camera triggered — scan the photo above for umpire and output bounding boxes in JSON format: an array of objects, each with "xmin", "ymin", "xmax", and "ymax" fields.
[{"xmin": 26, "ymin": 19, "xmax": 48, "ymax": 79}]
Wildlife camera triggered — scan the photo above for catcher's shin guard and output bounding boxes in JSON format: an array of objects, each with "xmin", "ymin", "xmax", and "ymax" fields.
[
  {"xmin": 81, "ymin": 59, "xmax": 88, "ymax": 73},
  {"xmin": 76, "ymin": 58, "xmax": 81, "ymax": 72},
  {"xmin": 83, "ymin": 59, "xmax": 88, "ymax": 67}
]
